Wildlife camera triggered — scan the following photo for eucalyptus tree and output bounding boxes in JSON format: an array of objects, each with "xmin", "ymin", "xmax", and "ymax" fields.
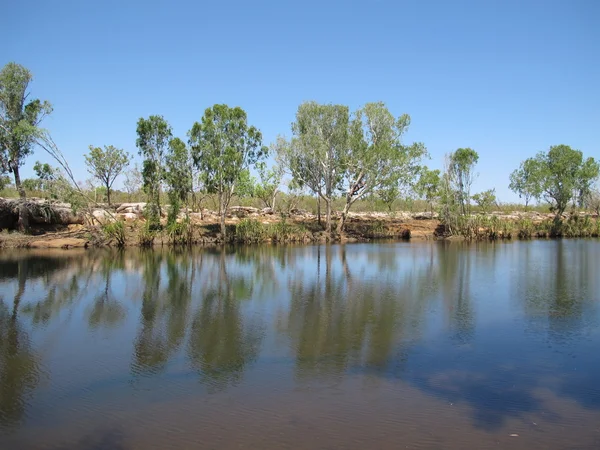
[
  {"xmin": 164, "ymin": 137, "xmax": 192, "ymax": 223},
  {"xmin": 415, "ymin": 168, "xmax": 441, "ymax": 215},
  {"xmin": 518, "ymin": 145, "xmax": 599, "ymax": 217},
  {"xmin": 280, "ymin": 102, "xmax": 349, "ymax": 235},
  {"xmin": 508, "ymin": 158, "xmax": 541, "ymax": 209},
  {"xmin": 136, "ymin": 115, "xmax": 172, "ymax": 226},
  {"xmin": 84, "ymin": 145, "xmax": 130, "ymax": 205},
  {"xmin": 337, "ymin": 102, "xmax": 426, "ymax": 232},
  {"xmin": 446, "ymin": 148, "xmax": 479, "ymax": 216},
  {"xmin": 0, "ymin": 62, "xmax": 52, "ymax": 199},
  {"xmin": 189, "ymin": 104, "xmax": 267, "ymax": 238}
]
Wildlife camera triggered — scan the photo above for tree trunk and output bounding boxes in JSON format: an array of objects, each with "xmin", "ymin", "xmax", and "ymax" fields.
[
  {"xmin": 219, "ymin": 191, "xmax": 226, "ymax": 239},
  {"xmin": 12, "ymin": 165, "xmax": 29, "ymax": 232},
  {"xmin": 12, "ymin": 164, "xmax": 26, "ymax": 200},
  {"xmin": 317, "ymin": 196, "xmax": 321, "ymax": 226},
  {"xmin": 337, "ymin": 198, "xmax": 352, "ymax": 234},
  {"xmin": 325, "ymin": 197, "xmax": 332, "ymax": 237},
  {"xmin": 106, "ymin": 182, "xmax": 111, "ymax": 206}
]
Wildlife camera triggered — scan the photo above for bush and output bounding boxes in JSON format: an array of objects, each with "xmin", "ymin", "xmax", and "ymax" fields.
[
  {"xmin": 138, "ymin": 220, "xmax": 157, "ymax": 247},
  {"xmin": 235, "ymin": 219, "xmax": 267, "ymax": 243},
  {"xmin": 102, "ymin": 220, "xmax": 126, "ymax": 247}
]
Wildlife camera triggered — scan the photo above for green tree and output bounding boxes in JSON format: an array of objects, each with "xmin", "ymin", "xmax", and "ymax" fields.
[
  {"xmin": 189, "ymin": 104, "xmax": 267, "ymax": 238},
  {"xmin": 338, "ymin": 102, "xmax": 426, "ymax": 232},
  {"xmin": 84, "ymin": 145, "xmax": 130, "ymax": 205},
  {"xmin": 446, "ymin": 148, "xmax": 479, "ymax": 216},
  {"xmin": 0, "ymin": 63, "xmax": 52, "ymax": 200},
  {"xmin": 415, "ymin": 168, "xmax": 441, "ymax": 214},
  {"xmin": 136, "ymin": 115, "xmax": 172, "ymax": 226},
  {"xmin": 282, "ymin": 102, "xmax": 349, "ymax": 235},
  {"xmin": 472, "ymin": 189, "xmax": 497, "ymax": 213},
  {"xmin": 508, "ymin": 158, "xmax": 541, "ymax": 208},
  {"xmin": 0, "ymin": 175, "xmax": 10, "ymax": 190},
  {"xmin": 164, "ymin": 137, "xmax": 192, "ymax": 224},
  {"xmin": 523, "ymin": 145, "xmax": 599, "ymax": 217}
]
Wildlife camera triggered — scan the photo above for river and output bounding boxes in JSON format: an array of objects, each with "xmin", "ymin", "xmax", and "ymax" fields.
[{"xmin": 0, "ymin": 240, "xmax": 599, "ymax": 449}]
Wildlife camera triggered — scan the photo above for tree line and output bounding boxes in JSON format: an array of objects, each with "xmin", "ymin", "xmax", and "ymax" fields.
[{"xmin": 1, "ymin": 62, "xmax": 599, "ymax": 236}]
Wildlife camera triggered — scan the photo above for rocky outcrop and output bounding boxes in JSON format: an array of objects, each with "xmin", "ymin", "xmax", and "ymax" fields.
[{"xmin": 0, "ymin": 197, "xmax": 84, "ymax": 230}]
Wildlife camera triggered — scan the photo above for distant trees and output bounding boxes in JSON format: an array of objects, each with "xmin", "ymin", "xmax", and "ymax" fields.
[
  {"xmin": 189, "ymin": 104, "xmax": 267, "ymax": 238},
  {"xmin": 472, "ymin": 189, "xmax": 497, "ymax": 213},
  {"xmin": 509, "ymin": 145, "xmax": 599, "ymax": 217},
  {"xmin": 445, "ymin": 148, "xmax": 479, "ymax": 216},
  {"xmin": 84, "ymin": 145, "xmax": 130, "ymax": 205},
  {"xmin": 415, "ymin": 168, "xmax": 441, "ymax": 215}
]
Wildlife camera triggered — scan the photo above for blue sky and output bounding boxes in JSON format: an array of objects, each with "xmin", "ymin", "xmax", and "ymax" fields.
[{"xmin": 3, "ymin": 0, "xmax": 599, "ymax": 202}]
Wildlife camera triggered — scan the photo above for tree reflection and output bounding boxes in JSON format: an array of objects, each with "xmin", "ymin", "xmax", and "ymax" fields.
[
  {"xmin": 0, "ymin": 300, "xmax": 42, "ymax": 429},
  {"xmin": 188, "ymin": 250, "xmax": 263, "ymax": 391},
  {"xmin": 88, "ymin": 254, "xmax": 127, "ymax": 329},
  {"xmin": 283, "ymin": 245, "xmax": 432, "ymax": 382}
]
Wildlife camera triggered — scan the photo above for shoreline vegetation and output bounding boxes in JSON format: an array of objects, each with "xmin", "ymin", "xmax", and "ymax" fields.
[
  {"xmin": 1, "ymin": 62, "xmax": 599, "ymax": 249},
  {"xmin": 1, "ymin": 198, "xmax": 598, "ymax": 249}
]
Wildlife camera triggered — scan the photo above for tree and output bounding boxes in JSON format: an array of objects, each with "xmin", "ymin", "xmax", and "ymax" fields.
[
  {"xmin": 0, "ymin": 175, "xmax": 10, "ymax": 190},
  {"xmin": 584, "ymin": 186, "xmax": 600, "ymax": 216},
  {"xmin": 136, "ymin": 115, "xmax": 172, "ymax": 226},
  {"xmin": 337, "ymin": 102, "xmax": 426, "ymax": 232},
  {"xmin": 508, "ymin": 158, "xmax": 541, "ymax": 208},
  {"xmin": 447, "ymin": 148, "xmax": 479, "ymax": 215},
  {"xmin": 415, "ymin": 168, "xmax": 441, "ymax": 215},
  {"xmin": 164, "ymin": 137, "xmax": 192, "ymax": 224},
  {"xmin": 471, "ymin": 189, "xmax": 497, "ymax": 213},
  {"xmin": 281, "ymin": 102, "xmax": 349, "ymax": 235},
  {"xmin": 84, "ymin": 145, "xmax": 130, "ymax": 205},
  {"xmin": 123, "ymin": 164, "xmax": 142, "ymax": 201},
  {"xmin": 189, "ymin": 104, "xmax": 267, "ymax": 238},
  {"xmin": 522, "ymin": 145, "xmax": 599, "ymax": 217},
  {"xmin": 0, "ymin": 63, "xmax": 52, "ymax": 200}
]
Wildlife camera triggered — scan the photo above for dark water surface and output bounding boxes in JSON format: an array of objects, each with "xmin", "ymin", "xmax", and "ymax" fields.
[{"xmin": 1, "ymin": 241, "xmax": 599, "ymax": 449}]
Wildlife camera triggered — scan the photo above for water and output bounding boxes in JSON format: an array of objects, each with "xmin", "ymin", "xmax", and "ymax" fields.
[{"xmin": 0, "ymin": 241, "xmax": 599, "ymax": 449}]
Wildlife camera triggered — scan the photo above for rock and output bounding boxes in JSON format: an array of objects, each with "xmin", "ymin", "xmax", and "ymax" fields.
[
  {"xmin": 261, "ymin": 207, "xmax": 275, "ymax": 215},
  {"xmin": 91, "ymin": 209, "xmax": 115, "ymax": 224},
  {"xmin": 116, "ymin": 202, "xmax": 146, "ymax": 214},
  {"xmin": 118, "ymin": 213, "xmax": 138, "ymax": 222}
]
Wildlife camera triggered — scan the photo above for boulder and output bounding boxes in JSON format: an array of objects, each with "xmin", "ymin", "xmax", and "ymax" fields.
[{"xmin": 116, "ymin": 202, "xmax": 146, "ymax": 214}]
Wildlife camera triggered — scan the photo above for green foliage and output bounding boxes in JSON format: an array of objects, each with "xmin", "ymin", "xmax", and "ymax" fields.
[
  {"xmin": 0, "ymin": 62, "xmax": 52, "ymax": 198},
  {"xmin": 138, "ymin": 220, "xmax": 158, "ymax": 247},
  {"xmin": 0, "ymin": 175, "xmax": 10, "ymax": 190},
  {"xmin": 84, "ymin": 145, "xmax": 130, "ymax": 205},
  {"xmin": 166, "ymin": 214, "xmax": 193, "ymax": 246},
  {"xmin": 136, "ymin": 115, "xmax": 172, "ymax": 227},
  {"xmin": 164, "ymin": 137, "xmax": 192, "ymax": 205},
  {"xmin": 447, "ymin": 148, "xmax": 479, "ymax": 216},
  {"xmin": 189, "ymin": 104, "xmax": 267, "ymax": 238},
  {"xmin": 235, "ymin": 218, "xmax": 267, "ymax": 243},
  {"xmin": 282, "ymin": 102, "xmax": 350, "ymax": 235},
  {"xmin": 508, "ymin": 158, "xmax": 541, "ymax": 208},
  {"xmin": 415, "ymin": 168, "xmax": 441, "ymax": 213},
  {"xmin": 472, "ymin": 189, "xmax": 497, "ymax": 213},
  {"xmin": 515, "ymin": 145, "xmax": 599, "ymax": 217},
  {"xmin": 338, "ymin": 102, "xmax": 427, "ymax": 232},
  {"xmin": 102, "ymin": 220, "xmax": 126, "ymax": 247}
]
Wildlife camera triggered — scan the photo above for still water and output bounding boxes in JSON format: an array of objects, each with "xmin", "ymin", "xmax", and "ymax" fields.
[{"xmin": 0, "ymin": 241, "xmax": 599, "ymax": 449}]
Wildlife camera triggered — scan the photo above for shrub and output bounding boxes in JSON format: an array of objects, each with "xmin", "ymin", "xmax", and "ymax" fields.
[{"xmin": 102, "ymin": 220, "xmax": 126, "ymax": 247}]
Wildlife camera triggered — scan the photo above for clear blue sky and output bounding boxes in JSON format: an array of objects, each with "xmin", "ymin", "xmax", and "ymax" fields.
[{"xmin": 3, "ymin": 0, "xmax": 599, "ymax": 202}]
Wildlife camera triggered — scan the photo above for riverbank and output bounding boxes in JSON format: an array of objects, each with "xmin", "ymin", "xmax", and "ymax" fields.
[{"xmin": 1, "ymin": 200, "xmax": 598, "ymax": 249}]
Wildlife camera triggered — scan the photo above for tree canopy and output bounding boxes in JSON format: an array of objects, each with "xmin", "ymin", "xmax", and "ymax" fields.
[
  {"xmin": 84, "ymin": 145, "xmax": 130, "ymax": 205},
  {"xmin": 189, "ymin": 104, "xmax": 267, "ymax": 238}
]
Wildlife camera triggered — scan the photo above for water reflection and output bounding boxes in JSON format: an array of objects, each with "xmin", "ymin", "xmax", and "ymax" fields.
[{"xmin": 0, "ymin": 241, "xmax": 598, "ymax": 448}]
